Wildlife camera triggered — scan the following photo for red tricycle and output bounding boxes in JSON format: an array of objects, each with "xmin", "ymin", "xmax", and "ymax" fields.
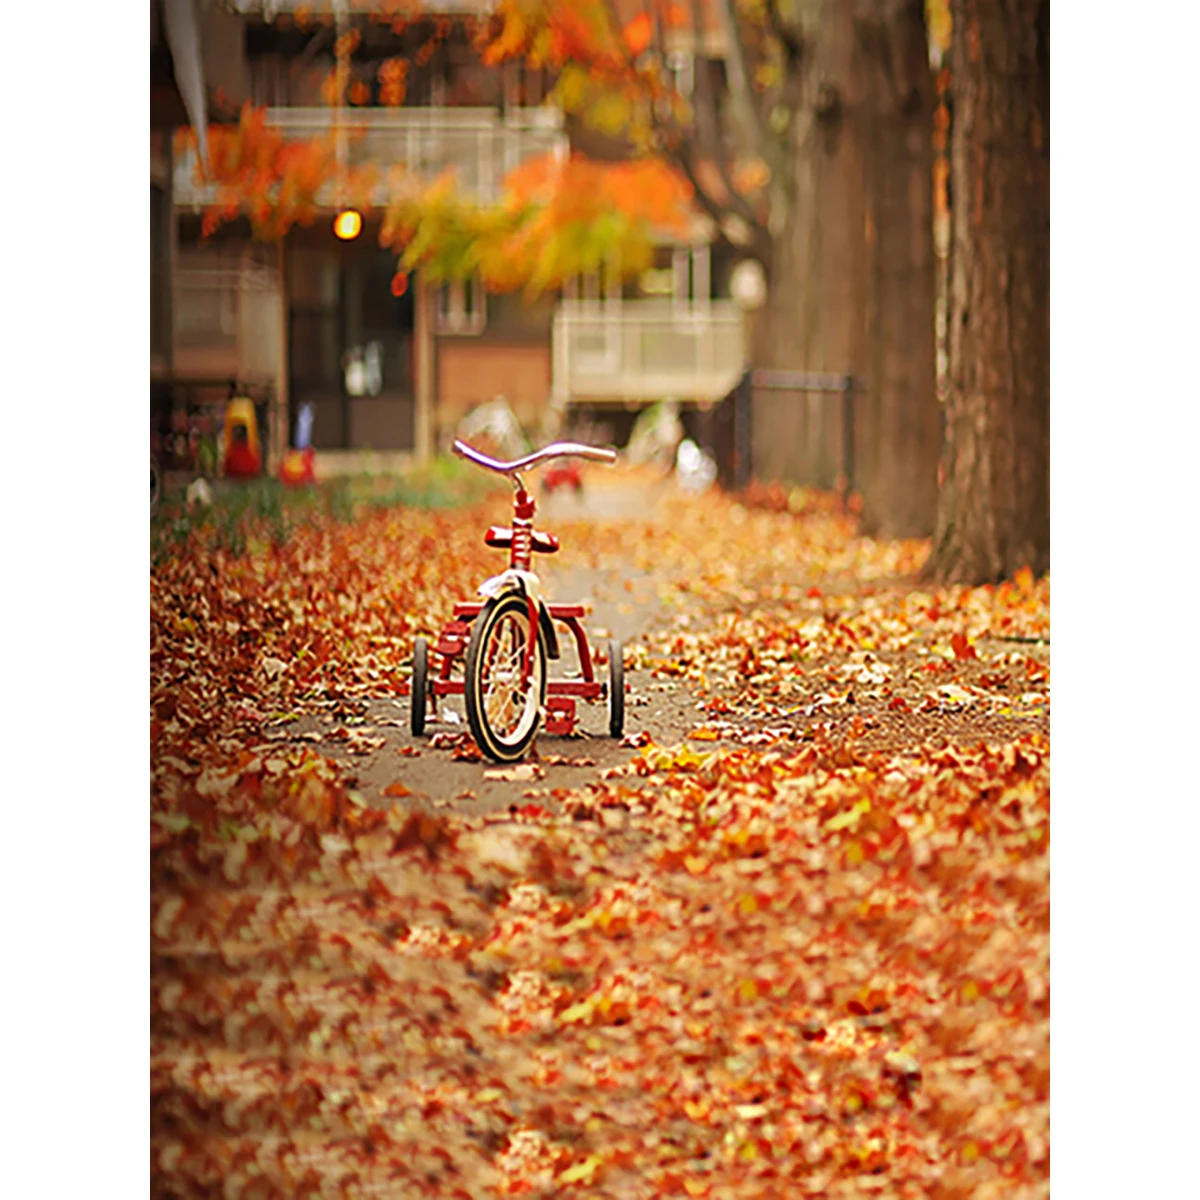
[{"xmin": 410, "ymin": 439, "xmax": 625, "ymax": 763}]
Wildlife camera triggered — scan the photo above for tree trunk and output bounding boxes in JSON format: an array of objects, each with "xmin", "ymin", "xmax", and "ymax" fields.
[
  {"xmin": 928, "ymin": 0, "xmax": 1050, "ymax": 583},
  {"xmin": 753, "ymin": 0, "xmax": 868, "ymax": 492},
  {"xmin": 858, "ymin": 0, "xmax": 940, "ymax": 538},
  {"xmin": 751, "ymin": 0, "xmax": 939, "ymax": 539}
]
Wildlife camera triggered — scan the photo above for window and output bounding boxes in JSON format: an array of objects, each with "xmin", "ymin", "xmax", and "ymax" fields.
[
  {"xmin": 634, "ymin": 246, "xmax": 713, "ymax": 305},
  {"xmin": 442, "ymin": 40, "xmax": 501, "ymax": 107},
  {"xmin": 437, "ymin": 276, "xmax": 486, "ymax": 335},
  {"xmin": 249, "ymin": 53, "xmax": 286, "ymax": 106},
  {"xmin": 288, "ymin": 246, "xmax": 341, "ymax": 389},
  {"xmin": 665, "ymin": 51, "xmax": 694, "ymax": 99},
  {"xmin": 345, "ymin": 251, "xmax": 414, "ymax": 392},
  {"xmin": 288, "ymin": 246, "xmax": 415, "ymax": 394},
  {"xmin": 569, "ymin": 325, "xmax": 620, "ymax": 374},
  {"xmin": 503, "ymin": 60, "xmax": 550, "ymax": 110},
  {"xmin": 564, "ymin": 267, "xmax": 622, "ymax": 308},
  {"xmin": 484, "ymin": 290, "xmax": 555, "ymax": 336},
  {"xmin": 290, "ymin": 311, "xmax": 341, "ymax": 389}
]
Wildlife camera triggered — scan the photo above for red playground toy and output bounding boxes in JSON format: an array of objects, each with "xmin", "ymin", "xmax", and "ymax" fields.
[
  {"xmin": 410, "ymin": 439, "xmax": 625, "ymax": 762},
  {"xmin": 542, "ymin": 456, "xmax": 584, "ymax": 495}
]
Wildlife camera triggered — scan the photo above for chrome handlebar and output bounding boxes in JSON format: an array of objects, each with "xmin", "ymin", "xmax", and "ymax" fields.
[{"xmin": 452, "ymin": 439, "xmax": 618, "ymax": 476}]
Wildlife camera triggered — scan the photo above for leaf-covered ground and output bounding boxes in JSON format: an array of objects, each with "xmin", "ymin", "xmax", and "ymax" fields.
[{"xmin": 151, "ymin": 471, "xmax": 1049, "ymax": 1198}]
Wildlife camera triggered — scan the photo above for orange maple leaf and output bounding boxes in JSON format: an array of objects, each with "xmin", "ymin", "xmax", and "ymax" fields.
[
  {"xmin": 951, "ymin": 632, "xmax": 978, "ymax": 660},
  {"xmin": 624, "ymin": 12, "xmax": 653, "ymax": 55}
]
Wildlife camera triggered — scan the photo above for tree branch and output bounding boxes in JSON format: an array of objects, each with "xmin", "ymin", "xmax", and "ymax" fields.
[
  {"xmin": 598, "ymin": 0, "xmax": 634, "ymax": 67},
  {"xmin": 710, "ymin": 0, "xmax": 782, "ymax": 171},
  {"xmin": 581, "ymin": 0, "xmax": 771, "ymax": 256},
  {"xmin": 764, "ymin": 0, "xmax": 804, "ymax": 65},
  {"xmin": 673, "ymin": 150, "xmax": 741, "ymax": 247},
  {"xmin": 674, "ymin": 138, "xmax": 770, "ymax": 262},
  {"xmin": 680, "ymin": 0, "xmax": 772, "ymax": 239}
]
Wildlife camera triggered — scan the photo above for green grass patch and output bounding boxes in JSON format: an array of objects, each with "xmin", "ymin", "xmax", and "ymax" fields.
[{"xmin": 151, "ymin": 455, "xmax": 505, "ymax": 563}]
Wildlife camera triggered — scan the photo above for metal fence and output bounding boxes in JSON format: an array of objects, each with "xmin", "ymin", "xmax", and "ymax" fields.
[{"xmin": 706, "ymin": 369, "xmax": 860, "ymax": 498}]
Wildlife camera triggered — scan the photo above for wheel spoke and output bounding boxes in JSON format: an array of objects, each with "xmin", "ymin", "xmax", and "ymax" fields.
[
  {"xmin": 481, "ymin": 613, "xmax": 534, "ymax": 738},
  {"xmin": 467, "ymin": 597, "xmax": 544, "ymax": 757}
]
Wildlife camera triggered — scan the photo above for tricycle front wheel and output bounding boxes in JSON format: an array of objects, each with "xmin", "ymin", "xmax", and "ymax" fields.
[{"xmin": 465, "ymin": 594, "xmax": 548, "ymax": 762}]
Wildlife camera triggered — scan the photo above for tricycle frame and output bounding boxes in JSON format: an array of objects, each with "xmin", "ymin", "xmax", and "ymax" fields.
[{"xmin": 413, "ymin": 439, "xmax": 624, "ymax": 750}]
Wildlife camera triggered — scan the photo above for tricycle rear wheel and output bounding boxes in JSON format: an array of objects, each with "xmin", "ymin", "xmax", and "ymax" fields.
[
  {"xmin": 410, "ymin": 636, "xmax": 429, "ymax": 736},
  {"xmin": 607, "ymin": 639, "xmax": 625, "ymax": 738}
]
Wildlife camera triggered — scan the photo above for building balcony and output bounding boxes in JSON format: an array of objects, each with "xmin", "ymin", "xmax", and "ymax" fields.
[
  {"xmin": 172, "ymin": 105, "xmax": 566, "ymax": 210},
  {"xmin": 222, "ymin": 1, "xmax": 494, "ymax": 12},
  {"xmin": 152, "ymin": 262, "xmax": 282, "ymax": 386},
  {"xmin": 552, "ymin": 300, "xmax": 746, "ymax": 407}
]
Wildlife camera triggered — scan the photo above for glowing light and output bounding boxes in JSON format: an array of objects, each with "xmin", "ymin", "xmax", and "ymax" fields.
[{"xmin": 334, "ymin": 209, "xmax": 362, "ymax": 240}]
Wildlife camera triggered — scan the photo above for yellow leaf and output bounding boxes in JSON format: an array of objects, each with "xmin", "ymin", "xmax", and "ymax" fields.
[
  {"xmin": 735, "ymin": 1103, "xmax": 768, "ymax": 1120},
  {"xmin": 825, "ymin": 798, "xmax": 870, "ymax": 833},
  {"xmin": 588, "ymin": 90, "xmax": 632, "ymax": 135},
  {"xmin": 738, "ymin": 893, "xmax": 759, "ymax": 916},
  {"xmin": 560, "ymin": 1154, "xmax": 603, "ymax": 1184},
  {"xmin": 556, "ymin": 63, "xmax": 590, "ymax": 113},
  {"xmin": 474, "ymin": 1087, "xmax": 504, "ymax": 1104},
  {"xmin": 659, "ymin": 745, "xmax": 709, "ymax": 771},
  {"xmin": 684, "ymin": 854, "xmax": 710, "ymax": 876},
  {"xmin": 560, "ymin": 1000, "xmax": 595, "ymax": 1025},
  {"xmin": 688, "ymin": 727, "xmax": 720, "ymax": 741},
  {"xmin": 732, "ymin": 157, "xmax": 771, "ymax": 192},
  {"xmin": 738, "ymin": 979, "xmax": 759, "ymax": 1003}
]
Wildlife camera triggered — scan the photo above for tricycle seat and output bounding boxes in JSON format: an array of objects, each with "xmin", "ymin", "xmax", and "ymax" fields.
[{"xmin": 484, "ymin": 525, "xmax": 560, "ymax": 555}]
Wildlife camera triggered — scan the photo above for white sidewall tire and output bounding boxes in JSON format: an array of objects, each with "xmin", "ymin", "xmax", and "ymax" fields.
[{"xmin": 465, "ymin": 593, "xmax": 547, "ymax": 762}]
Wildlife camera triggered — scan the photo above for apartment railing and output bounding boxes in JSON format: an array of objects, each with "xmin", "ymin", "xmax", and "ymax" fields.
[
  {"xmin": 173, "ymin": 106, "xmax": 566, "ymax": 209},
  {"xmin": 223, "ymin": 1, "xmax": 493, "ymax": 12},
  {"xmin": 552, "ymin": 300, "xmax": 746, "ymax": 406},
  {"xmin": 154, "ymin": 264, "xmax": 282, "ymax": 384}
]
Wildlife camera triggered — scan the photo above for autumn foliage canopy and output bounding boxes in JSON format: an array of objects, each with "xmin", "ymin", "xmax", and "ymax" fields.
[{"xmin": 177, "ymin": 1, "xmax": 705, "ymax": 295}]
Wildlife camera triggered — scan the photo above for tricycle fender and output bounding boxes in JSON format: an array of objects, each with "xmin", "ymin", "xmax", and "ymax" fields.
[{"xmin": 476, "ymin": 570, "xmax": 560, "ymax": 661}]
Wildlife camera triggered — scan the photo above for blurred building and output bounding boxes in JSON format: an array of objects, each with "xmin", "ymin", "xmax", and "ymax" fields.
[{"xmin": 151, "ymin": 0, "xmax": 746, "ymax": 471}]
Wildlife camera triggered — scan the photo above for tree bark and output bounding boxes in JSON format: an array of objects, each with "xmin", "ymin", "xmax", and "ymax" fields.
[
  {"xmin": 928, "ymin": 0, "xmax": 1050, "ymax": 583},
  {"xmin": 753, "ymin": 0, "xmax": 868, "ymax": 492},
  {"xmin": 751, "ymin": 0, "xmax": 939, "ymax": 539},
  {"xmin": 858, "ymin": 0, "xmax": 940, "ymax": 538}
]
